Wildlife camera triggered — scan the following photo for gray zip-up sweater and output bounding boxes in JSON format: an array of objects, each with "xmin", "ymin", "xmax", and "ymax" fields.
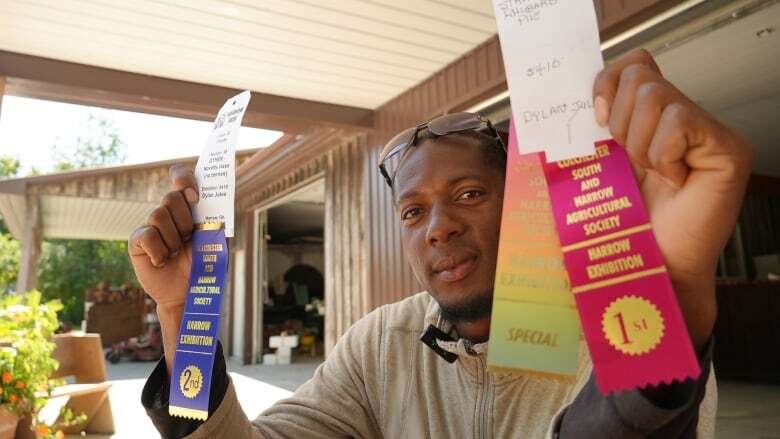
[{"xmin": 143, "ymin": 291, "xmax": 716, "ymax": 438}]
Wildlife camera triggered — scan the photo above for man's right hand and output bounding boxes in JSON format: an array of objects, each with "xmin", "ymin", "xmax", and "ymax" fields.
[{"xmin": 129, "ymin": 165, "xmax": 199, "ymax": 310}]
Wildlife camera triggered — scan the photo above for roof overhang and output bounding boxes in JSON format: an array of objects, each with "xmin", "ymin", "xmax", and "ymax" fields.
[
  {"xmin": 0, "ymin": 50, "xmax": 374, "ymax": 135},
  {"xmin": 0, "ymin": 149, "xmax": 259, "ymax": 241}
]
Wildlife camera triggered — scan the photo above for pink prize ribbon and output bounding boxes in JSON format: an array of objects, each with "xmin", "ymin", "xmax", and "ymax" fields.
[{"xmin": 541, "ymin": 140, "xmax": 701, "ymax": 393}]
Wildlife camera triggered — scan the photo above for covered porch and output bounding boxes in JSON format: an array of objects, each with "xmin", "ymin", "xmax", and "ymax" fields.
[{"xmin": 1, "ymin": 1, "xmax": 779, "ymax": 437}]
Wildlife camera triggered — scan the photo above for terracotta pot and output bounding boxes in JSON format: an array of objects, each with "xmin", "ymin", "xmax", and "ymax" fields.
[
  {"xmin": 14, "ymin": 415, "xmax": 34, "ymax": 439},
  {"xmin": 0, "ymin": 407, "xmax": 18, "ymax": 439}
]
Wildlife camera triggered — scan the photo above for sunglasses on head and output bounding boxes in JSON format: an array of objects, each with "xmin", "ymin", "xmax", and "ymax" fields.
[{"xmin": 378, "ymin": 112, "xmax": 506, "ymax": 188}]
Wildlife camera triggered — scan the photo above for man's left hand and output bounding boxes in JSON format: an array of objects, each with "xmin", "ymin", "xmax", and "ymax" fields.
[{"xmin": 592, "ymin": 49, "xmax": 754, "ymax": 352}]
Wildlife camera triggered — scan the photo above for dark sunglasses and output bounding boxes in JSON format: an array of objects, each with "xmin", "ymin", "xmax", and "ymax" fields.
[{"xmin": 378, "ymin": 112, "xmax": 506, "ymax": 188}]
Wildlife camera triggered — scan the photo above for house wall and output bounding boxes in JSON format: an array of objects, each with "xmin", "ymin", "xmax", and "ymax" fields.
[{"xmin": 324, "ymin": 135, "xmax": 368, "ymax": 352}]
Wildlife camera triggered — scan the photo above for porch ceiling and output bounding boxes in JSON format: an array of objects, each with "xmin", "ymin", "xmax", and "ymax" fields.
[
  {"xmin": 0, "ymin": 192, "xmax": 155, "ymax": 241},
  {"xmin": 0, "ymin": 0, "xmax": 497, "ymax": 109},
  {"xmin": 43, "ymin": 195, "xmax": 155, "ymax": 241},
  {"xmin": 653, "ymin": 0, "xmax": 780, "ymax": 176}
]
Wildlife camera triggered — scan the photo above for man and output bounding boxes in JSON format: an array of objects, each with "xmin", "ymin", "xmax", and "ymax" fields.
[{"xmin": 133, "ymin": 49, "xmax": 752, "ymax": 438}]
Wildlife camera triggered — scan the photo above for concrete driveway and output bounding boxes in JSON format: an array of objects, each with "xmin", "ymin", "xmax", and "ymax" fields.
[
  {"xmin": 68, "ymin": 358, "xmax": 780, "ymax": 438},
  {"xmin": 70, "ymin": 356, "xmax": 322, "ymax": 438}
]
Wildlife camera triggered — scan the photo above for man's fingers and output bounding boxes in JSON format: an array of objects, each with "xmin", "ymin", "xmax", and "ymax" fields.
[
  {"xmin": 593, "ymin": 49, "xmax": 662, "ymax": 127},
  {"xmin": 146, "ymin": 207, "xmax": 183, "ymax": 257},
  {"xmin": 608, "ymin": 64, "xmax": 665, "ymax": 147},
  {"xmin": 169, "ymin": 164, "xmax": 199, "ymax": 204},
  {"xmin": 624, "ymin": 81, "xmax": 677, "ymax": 169},
  {"xmin": 130, "ymin": 169, "xmax": 197, "ymax": 269},
  {"xmin": 646, "ymin": 103, "xmax": 692, "ymax": 188},
  {"xmin": 129, "ymin": 226, "xmax": 170, "ymax": 268},
  {"xmin": 161, "ymin": 191, "xmax": 194, "ymax": 241}
]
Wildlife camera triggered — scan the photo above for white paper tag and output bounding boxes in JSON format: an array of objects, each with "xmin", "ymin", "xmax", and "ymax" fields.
[
  {"xmin": 192, "ymin": 90, "xmax": 251, "ymax": 237},
  {"xmin": 491, "ymin": 0, "xmax": 609, "ymax": 160}
]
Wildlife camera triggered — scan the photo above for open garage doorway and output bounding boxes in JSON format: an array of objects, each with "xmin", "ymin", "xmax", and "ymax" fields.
[{"xmin": 254, "ymin": 179, "xmax": 326, "ymax": 365}]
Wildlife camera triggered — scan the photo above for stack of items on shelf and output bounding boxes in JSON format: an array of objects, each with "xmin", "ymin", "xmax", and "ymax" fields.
[{"xmin": 84, "ymin": 283, "xmax": 161, "ymax": 363}]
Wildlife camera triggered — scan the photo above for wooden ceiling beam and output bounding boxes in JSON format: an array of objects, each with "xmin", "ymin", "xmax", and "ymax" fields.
[{"xmin": 0, "ymin": 51, "xmax": 374, "ymax": 134}]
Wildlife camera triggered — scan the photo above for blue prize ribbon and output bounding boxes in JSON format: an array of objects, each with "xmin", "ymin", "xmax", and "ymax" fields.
[{"xmin": 169, "ymin": 226, "xmax": 228, "ymax": 420}]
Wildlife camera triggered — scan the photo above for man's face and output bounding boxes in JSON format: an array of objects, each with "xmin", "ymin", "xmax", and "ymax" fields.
[{"xmin": 393, "ymin": 137, "xmax": 505, "ymax": 322}]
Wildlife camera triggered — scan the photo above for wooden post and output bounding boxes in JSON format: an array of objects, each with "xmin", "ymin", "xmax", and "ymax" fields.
[
  {"xmin": 324, "ymin": 148, "xmax": 336, "ymax": 354},
  {"xmin": 17, "ymin": 195, "xmax": 42, "ymax": 293},
  {"xmin": 0, "ymin": 76, "xmax": 5, "ymax": 123},
  {"xmin": 242, "ymin": 211, "xmax": 255, "ymax": 365}
]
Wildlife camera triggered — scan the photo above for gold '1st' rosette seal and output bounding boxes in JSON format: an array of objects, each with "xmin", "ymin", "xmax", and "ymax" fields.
[{"xmin": 601, "ymin": 296, "xmax": 665, "ymax": 356}]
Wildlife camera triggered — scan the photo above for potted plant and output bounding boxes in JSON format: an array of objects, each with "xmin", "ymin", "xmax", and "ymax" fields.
[
  {"xmin": 0, "ymin": 403, "xmax": 17, "ymax": 439},
  {"xmin": 0, "ymin": 291, "xmax": 84, "ymax": 439}
]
